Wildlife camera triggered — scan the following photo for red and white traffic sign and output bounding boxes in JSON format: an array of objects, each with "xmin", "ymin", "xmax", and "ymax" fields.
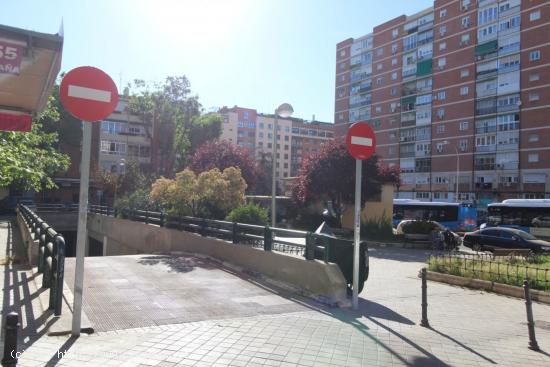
[
  {"xmin": 346, "ymin": 122, "xmax": 377, "ymax": 160},
  {"xmin": 60, "ymin": 66, "xmax": 118, "ymax": 122}
]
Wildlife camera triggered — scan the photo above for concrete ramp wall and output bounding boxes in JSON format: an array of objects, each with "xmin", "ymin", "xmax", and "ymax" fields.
[{"xmin": 87, "ymin": 214, "xmax": 348, "ymax": 306}]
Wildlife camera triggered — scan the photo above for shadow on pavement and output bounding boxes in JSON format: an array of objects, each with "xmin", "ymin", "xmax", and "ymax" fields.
[
  {"xmin": 136, "ymin": 254, "xmax": 216, "ymax": 273},
  {"xmin": 368, "ymin": 246, "xmax": 432, "ymax": 263},
  {"xmin": 357, "ymin": 298, "xmax": 415, "ymax": 325},
  {"xmin": 44, "ymin": 336, "xmax": 78, "ymax": 366},
  {"xmin": 428, "ymin": 327, "xmax": 497, "ymax": 364}
]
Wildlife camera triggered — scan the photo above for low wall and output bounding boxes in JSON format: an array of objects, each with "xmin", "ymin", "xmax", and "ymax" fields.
[
  {"xmin": 15, "ymin": 208, "xmax": 39, "ymax": 265},
  {"xmin": 35, "ymin": 212, "xmax": 78, "ymax": 231},
  {"xmin": 88, "ymin": 214, "xmax": 349, "ymax": 306}
]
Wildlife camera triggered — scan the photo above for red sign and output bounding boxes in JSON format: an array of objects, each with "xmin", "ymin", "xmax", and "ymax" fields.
[
  {"xmin": 60, "ymin": 66, "xmax": 118, "ymax": 122},
  {"xmin": 0, "ymin": 40, "xmax": 24, "ymax": 75},
  {"xmin": 346, "ymin": 122, "xmax": 376, "ymax": 160},
  {"xmin": 0, "ymin": 111, "xmax": 32, "ymax": 132}
]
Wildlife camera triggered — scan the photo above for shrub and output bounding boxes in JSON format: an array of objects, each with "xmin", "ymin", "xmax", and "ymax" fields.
[
  {"xmin": 361, "ymin": 216, "xmax": 394, "ymax": 241},
  {"xmin": 114, "ymin": 188, "xmax": 158, "ymax": 216},
  {"xmin": 226, "ymin": 204, "xmax": 268, "ymax": 225}
]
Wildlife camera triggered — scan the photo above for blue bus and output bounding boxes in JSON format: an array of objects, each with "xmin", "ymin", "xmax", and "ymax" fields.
[
  {"xmin": 485, "ymin": 199, "xmax": 550, "ymax": 240},
  {"xmin": 393, "ymin": 199, "xmax": 477, "ymax": 232}
]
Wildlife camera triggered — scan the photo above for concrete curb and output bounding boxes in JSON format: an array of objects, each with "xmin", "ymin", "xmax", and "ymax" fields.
[
  {"xmin": 368, "ymin": 240, "xmax": 431, "ymax": 249},
  {"xmin": 425, "ymin": 270, "xmax": 550, "ymax": 304}
]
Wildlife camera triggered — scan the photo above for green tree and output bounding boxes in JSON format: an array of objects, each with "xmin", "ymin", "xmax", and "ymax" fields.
[
  {"xmin": 0, "ymin": 96, "xmax": 70, "ymax": 191},
  {"xmin": 188, "ymin": 114, "xmax": 222, "ymax": 154},
  {"xmin": 127, "ymin": 76, "xmax": 202, "ymax": 175},
  {"xmin": 150, "ymin": 167, "xmax": 246, "ymax": 219}
]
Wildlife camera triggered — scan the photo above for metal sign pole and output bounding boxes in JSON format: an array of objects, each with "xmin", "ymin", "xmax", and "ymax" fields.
[
  {"xmin": 353, "ymin": 159, "xmax": 362, "ymax": 310},
  {"xmin": 72, "ymin": 121, "xmax": 92, "ymax": 336}
]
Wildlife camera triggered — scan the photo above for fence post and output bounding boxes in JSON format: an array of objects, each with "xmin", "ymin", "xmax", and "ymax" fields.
[
  {"xmin": 49, "ymin": 236, "xmax": 65, "ymax": 316},
  {"xmin": 263, "ymin": 227, "xmax": 272, "ymax": 251},
  {"xmin": 305, "ymin": 233, "xmax": 314, "ymax": 260},
  {"xmin": 420, "ymin": 267, "xmax": 430, "ymax": 327},
  {"xmin": 159, "ymin": 212, "xmax": 165, "ymax": 227},
  {"xmin": 523, "ymin": 280, "xmax": 540, "ymax": 351},
  {"xmin": 232, "ymin": 222, "xmax": 238, "ymax": 244},
  {"xmin": 200, "ymin": 218, "xmax": 207, "ymax": 236},
  {"xmin": 2, "ymin": 312, "xmax": 19, "ymax": 367}
]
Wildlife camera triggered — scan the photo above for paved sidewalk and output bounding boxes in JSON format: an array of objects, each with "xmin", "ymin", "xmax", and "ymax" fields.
[{"xmin": 2, "ymin": 216, "xmax": 550, "ymax": 366}]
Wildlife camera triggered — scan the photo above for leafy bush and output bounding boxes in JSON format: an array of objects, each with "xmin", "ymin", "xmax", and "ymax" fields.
[
  {"xmin": 226, "ymin": 204, "xmax": 268, "ymax": 225},
  {"xmin": 361, "ymin": 216, "xmax": 394, "ymax": 241},
  {"xmin": 402, "ymin": 220, "xmax": 438, "ymax": 234},
  {"xmin": 114, "ymin": 188, "xmax": 159, "ymax": 216}
]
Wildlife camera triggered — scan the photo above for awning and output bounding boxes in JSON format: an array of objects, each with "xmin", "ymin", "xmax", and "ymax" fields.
[
  {"xmin": 0, "ymin": 24, "xmax": 63, "ymax": 131},
  {"xmin": 416, "ymin": 59, "xmax": 432, "ymax": 77},
  {"xmin": 475, "ymin": 40, "xmax": 498, "ymax": 56}
]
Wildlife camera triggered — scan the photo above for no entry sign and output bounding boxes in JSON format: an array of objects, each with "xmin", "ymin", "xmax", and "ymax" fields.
[
  {"xmin": 60, "ymin": 66, "xmax": 118, "ymax": 122},
  {"xmin": 346, "ymin": 122, "xmax": 376, "ymax": 160}
]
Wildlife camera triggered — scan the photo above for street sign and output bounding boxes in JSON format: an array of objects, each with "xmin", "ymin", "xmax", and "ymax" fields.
[
  {"xmin": 59, "ymin": 66, "xmax": 118, "ymax": 337},
  {"xmin": 345, "ymin": 122, "xmax": 377, "ymax": 310},
  {"xmin": 59, "ymin": 66, "xmax": 118, "ymax": 122},
  {"xmin": 346, "ymin": 122, "xmax": 376, "ymax": 160}
]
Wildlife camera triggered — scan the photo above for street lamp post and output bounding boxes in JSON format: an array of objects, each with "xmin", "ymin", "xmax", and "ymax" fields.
[
  {"xmin": 443, "ymin": 141, "xmax": 459, "ymax": 201},
  {"xmin": 113, "ymin": 159, "xmax": 125, "ymax": 206},
  {"xmin": 271, "ymin": 103, "xmax": 293, "ymax": 227}
]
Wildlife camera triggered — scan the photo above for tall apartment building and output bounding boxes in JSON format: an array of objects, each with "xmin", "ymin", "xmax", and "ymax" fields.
[
  {"xmin": 335, "ymin": 0, "xmax": 549, "ymax": 208},
  {"xmin": 219, "ymin": 106, "xmax": 335, "ymax": 190}
]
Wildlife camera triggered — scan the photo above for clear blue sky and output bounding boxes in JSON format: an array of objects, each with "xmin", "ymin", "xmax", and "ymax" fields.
[{"xmin": 2, "ymin": 0, "xmax": 433, "ymax": 122}]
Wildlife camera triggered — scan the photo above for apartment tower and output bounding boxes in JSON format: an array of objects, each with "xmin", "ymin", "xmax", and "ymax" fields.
[{"xmin": 335, "ymin": 0, "xmax": 549, "ymax": 208}]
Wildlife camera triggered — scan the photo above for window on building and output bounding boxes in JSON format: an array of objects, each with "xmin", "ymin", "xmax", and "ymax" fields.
[
  {"xmin": 268, "ymin": 123, "xmax": 273, "ymax": 130},
  {"xmin": 460, "ymin": 69, "xmax": 470, "ymax": 78},
  {"xmin": 440, "ymin": 9, "xmax": 447, "ymax": 18},
  {"xmin": 437, "ymin": 91, "xmax": 446, "ymax": 100},
  {"xmin": 391, "ymin": 72, "xmax": 397, "ymax": 80},
  {"xmin": 529, "ymin": 73, "xmax": 540, "ymax": 82},
  {"xmin": 392, "ymin": 28, "xmax": 399, "ymax": 38},
  {"xmin": 438, "ymin": 58, "xmax": 446, "ymax": 69},
  {"xmin": 528, "ymin": 153, "xmax": 539, "ymax": 163},
  {"xmin": 462, "ymin": 0, "xmax": 470, "ymax": 9},
  {"xmin": 459, "ymin": 139, "xmax": 468, "ymax": 152},
  {"xmin": 258, "ymin": 132, "xmax": 264, "ymax": 138},
  {"xmin": 267, "ymin": 143, "xmax": 272, "ymax": 148},
  {"xmin": 460, "ymin": 86, "xmax": 469, "ymax": 96},
  {"xmin": 437, "ymin": 124, "xmax": 445, "ymax": 134},
  {"xmin": 391, "ymin": 58, "xmax": 398, "ymax": 66},
  {"xmin": 460, "ymin": 33, "xmax": 470, "ymax": 45},
  {"xmin": 439, "ymin": 25, "xmax": 447, "ymax": 36},
  {"xmin": 529, "ymin": 50, "xmax": 541, "ymax": 61},
  {"xmin": 267, "ymin": 133, "xmax": 273, "ymax": 139},
  {"xmin": 285, "ymin": 135, "xmax": 289, "ymax": 141},
  {"xmin": 377, "ymin": 63, "xmax": 383, "ymax": 71},
  {"xmin": 375, "ymin": 106, "xmax": 382, "ymax": 113},
  {"xmin": 478, "ymin": 5, "xmax": 498, "ymax": 25},
  {"xmin": 529, "ymin": 134, "xmax": 539, "ymax": 142},
  {"xmin": 376, "ymin": 77, "xmax": 383, "ymax": 86},
  {"xmin": 439, "ymin": 42, "xmax": 447, "ymax": 51},
  {"xmin": 390, "ymin": 87, "xmax": 397, "ymax": 96},
  {"xmin": 339, "ymin": 50, "xmax": 346, "ymax": 57},
  {"xmin": 529, "ymin": 93, "xmax": 540, "ymax": 102},
  {"xmin": 376, "ymin": 47, "xmax": 384, "ymax": 56},
  {"xmin": 459, "ymin": 121, "xmax": 469, "ymax": 130},
  {"xmin": 391, "ymin": 43, "xmax": 398, "ymax": 54},
  {"xmin": 437, "ymin": 108, "xmax": 445, "ymax": 118},
  {"xmin": 462, "ymin": 16, "xmax": 470, "ymax": 28},
  {"xmin": 530, "ymin": 10, "xmax": 541, "ymax": 21}
]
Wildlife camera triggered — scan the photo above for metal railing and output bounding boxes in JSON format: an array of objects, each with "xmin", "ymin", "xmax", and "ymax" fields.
[
  {"xmin": 18, "ymin": 205, "xmax": 66, "ymax": 315},
  {"xmin": 89, "ymin": 206, "xmax": 312, "ymax": 257},
  {"xmin": 428, "ymin": 253, "xmax": 550, "ymax": 291}
]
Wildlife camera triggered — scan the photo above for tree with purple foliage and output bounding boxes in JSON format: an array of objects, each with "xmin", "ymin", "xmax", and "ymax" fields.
[
  {"xmin": 189, "ymin": 140, "xmax": 265, "ymax": 192},
  {"xmin": 291, "ymin": 139, "xmax": 400, "ymax": 224}
]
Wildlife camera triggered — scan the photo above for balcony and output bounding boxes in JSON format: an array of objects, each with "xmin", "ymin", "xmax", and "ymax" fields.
[
  {"xmin": 475, "ymin": 182, "xmax": 494, "ymax": 190},
  {"xmin": 416, "ymin": 134, "xmax": 431, "ymax": 142},
  {"xmin": 402, "ymin": 88, "xmax": 417, "ymax": 96},
  {"xmin": 497, "ymin": 143, "xmax": 519, "ymax": 151},
  {"xmin": 400, "ymin": 151, "xmax": 416, "ymax": 158},
  {"xmin": 400, "ymin": 136, "xmax": 416, "ymax": 143},
  {"xmin": 401, "ymin": 110, "xmax": 416, "ymax": 121},
  {"xmin": 415, "ymin": 150, "xmax": 431, "ymax": 157},
  {"xmin": 350, "ymin": 73, "xmax": 369, "ymax": 83},
  {"xmin": 418, "ymin": 22, "xmax": 433, "ymax": 33},
  {"xmin": 497, "ymin": 104, "xmax": 519, "ymax": 113},
  {"xmin": 475, "ymin": 126, "xmax": 497, "ymax": 134},
  {"xmin": 402, "ymin": 68, "xmax": 417, "ymax": 79},
  {"xmin": 499, "ymin": 43, "xmax": 520, "ymax": 57},
  {"xmin": 474, "ymin": 163, "xmax": 496, "ymax": 171},
  {"xmin": 499, "ymin": 64, "xmax": 520, "ymax": 74},
  {"xmin": 476, "ymin": 69, "xmax": 497, "ymax": 81},
  {"xmin": 415, "ymin": 166, "xmax": 431, "ymax": 173},
  {"xmin": 476, "ymin": 106, "xmax": 497, "ymax": 116},
  {"xmin": 475, "ymin": 145, "xmax": 497, "ymax": 153},
  {"xmin": 349, "ymin": 100, "xmax": 371, "ymax": 109}
]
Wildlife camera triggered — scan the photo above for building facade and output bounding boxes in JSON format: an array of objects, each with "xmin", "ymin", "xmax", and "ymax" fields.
[
  {"xmin": 219, "ymin": 106, "xmax": 335, "ymax": 191},
  {"xmin": 335, "ymin": 0, "xmax": 549, "ymax": 208}
]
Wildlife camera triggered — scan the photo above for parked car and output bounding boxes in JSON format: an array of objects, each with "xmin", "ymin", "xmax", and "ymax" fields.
[
  {"xmin": 0, "ymin": 196, "xmax": 36, "ymax": 214},
  {"xmin": 463, "ymin": 227, "xmax": 550, "ymax": 253},
  {"xmin": 394, "ymin": 220, "xmax": 461, "ymax": 248}
]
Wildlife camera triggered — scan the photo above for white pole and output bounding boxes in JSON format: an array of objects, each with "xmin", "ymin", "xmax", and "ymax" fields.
[
  {"xmin": 353, "ymin": 159, "xmax": 362, "ymax": 310},
  {"xmin": 455, "ymin": 147, "xmax": 459, "ymax": 200},
  {"xmin": 271, "ymin": 112, "xmax": 278, "ymax": 227},
  {"xmin": 72, "ymin": 121, "xmax": 92, "ymax": 336}
]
